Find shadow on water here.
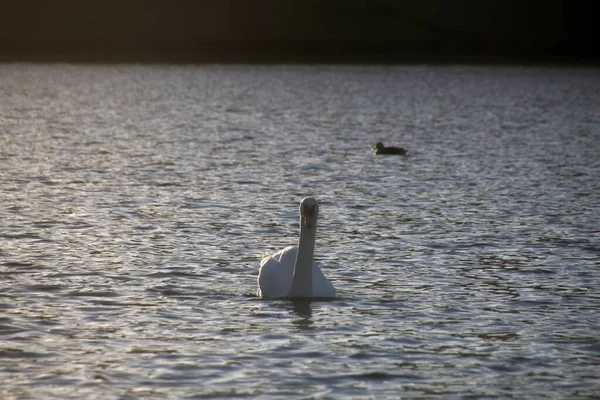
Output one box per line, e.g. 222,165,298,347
291,299,313,331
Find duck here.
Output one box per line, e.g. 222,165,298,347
373,142,407,155
257,197,335,299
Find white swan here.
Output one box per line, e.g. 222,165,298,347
257,197,335,299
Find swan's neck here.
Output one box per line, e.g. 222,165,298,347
288,222,316,298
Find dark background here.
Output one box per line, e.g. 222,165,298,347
0,0,597,63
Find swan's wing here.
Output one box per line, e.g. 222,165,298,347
257,249,295,298
276,246,297,265
312,262,336,298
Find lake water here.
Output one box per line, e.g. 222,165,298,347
1,64,599,399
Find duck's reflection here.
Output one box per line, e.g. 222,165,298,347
291,299,313,330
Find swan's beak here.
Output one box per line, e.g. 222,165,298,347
305,216,315,229
302,206,318,229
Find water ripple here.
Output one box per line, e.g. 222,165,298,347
0,64,599,398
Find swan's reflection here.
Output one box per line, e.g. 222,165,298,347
291,299,313,330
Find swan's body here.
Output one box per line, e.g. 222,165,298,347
257,197,335,299
373,142,407,155
257,246,335,298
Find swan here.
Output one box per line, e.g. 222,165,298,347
373,142,407,155
257,197,335,299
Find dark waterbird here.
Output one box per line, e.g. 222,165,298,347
373,142,407,155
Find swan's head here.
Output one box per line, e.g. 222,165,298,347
300,197,319,229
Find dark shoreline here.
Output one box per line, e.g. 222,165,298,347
2,47,597,66
2,1,596,66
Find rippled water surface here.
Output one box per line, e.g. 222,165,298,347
1,64,599,398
